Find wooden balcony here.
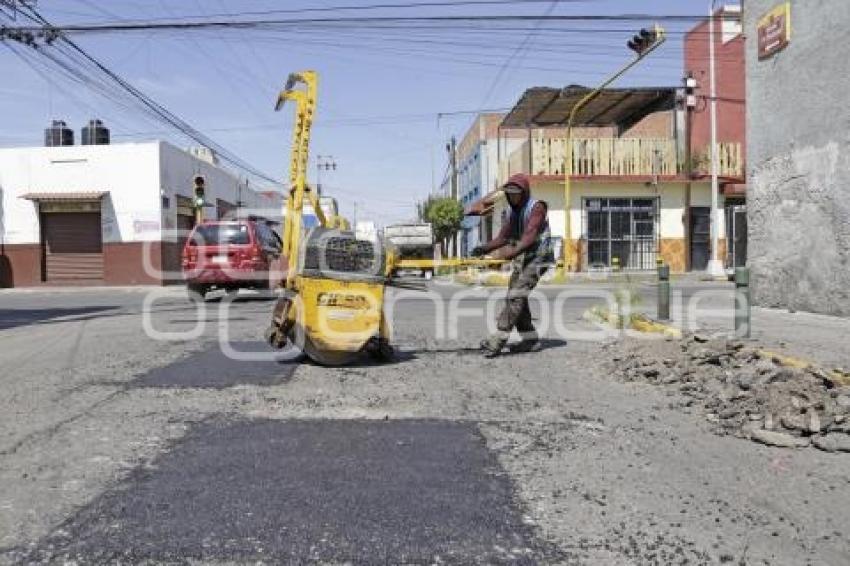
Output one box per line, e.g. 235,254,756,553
500,138,745,181
502,137,679,181
715,142,744,178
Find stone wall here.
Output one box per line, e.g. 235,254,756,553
745,0,850,315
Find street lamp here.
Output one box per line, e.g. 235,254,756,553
562,25,666,272
315,154,337,196
706,0,726,277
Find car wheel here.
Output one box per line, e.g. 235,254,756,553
187,284,206,302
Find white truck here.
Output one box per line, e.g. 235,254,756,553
383,222,435,279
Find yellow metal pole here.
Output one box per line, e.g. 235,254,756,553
562,27,666,272
275,70,320,289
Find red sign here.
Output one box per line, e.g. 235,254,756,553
758,3,791,60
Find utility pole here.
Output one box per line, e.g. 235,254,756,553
683,73,697,272
447,136,458,257
706,0,725,277
315,154,336,197
448,136,457,200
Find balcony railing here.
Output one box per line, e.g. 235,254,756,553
501,137,679,181
700,142,744,178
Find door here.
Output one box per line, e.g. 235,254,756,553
584,198,658,270
41,211,103,282
690,207,711,271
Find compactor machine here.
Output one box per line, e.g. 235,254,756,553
264,71,393,365
265,70,504,365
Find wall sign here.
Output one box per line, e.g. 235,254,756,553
758,2,791,60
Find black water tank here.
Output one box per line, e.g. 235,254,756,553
81,119,110,145
44,120,74,147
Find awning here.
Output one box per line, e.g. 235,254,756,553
20,191,108,201
465,190,502,217
501,85,677,130
722,183,747,196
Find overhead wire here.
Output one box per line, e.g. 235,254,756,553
6,2,282,186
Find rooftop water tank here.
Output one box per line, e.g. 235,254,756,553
44,120,74,147
81,119,110,145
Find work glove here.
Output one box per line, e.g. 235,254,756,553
470,246,486,258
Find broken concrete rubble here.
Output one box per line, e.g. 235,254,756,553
604,335,850,453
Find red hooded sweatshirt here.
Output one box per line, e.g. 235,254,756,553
483,173,547,260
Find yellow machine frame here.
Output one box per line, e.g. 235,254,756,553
268,70,507,365
268,71,391,365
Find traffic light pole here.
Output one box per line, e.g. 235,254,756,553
562,27,666,272
193,175,206,225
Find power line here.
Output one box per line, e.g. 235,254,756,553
65,0,610,24
7,14,740,35
478,0,560,108
3,4,282,186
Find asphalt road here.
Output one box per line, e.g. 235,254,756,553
0,283,848,565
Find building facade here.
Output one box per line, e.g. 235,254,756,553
745,0,850,315
455,113,505,256
685,4,747,270
490,103,712,273
0,141,280,287
460,9,747,273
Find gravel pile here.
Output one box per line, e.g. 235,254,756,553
604,335,850,452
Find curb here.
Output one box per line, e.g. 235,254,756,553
756,349,850,387
582,306,682,338
586,305,850,387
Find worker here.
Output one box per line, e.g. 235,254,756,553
471,173,553,358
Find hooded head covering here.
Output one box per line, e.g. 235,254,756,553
502,173,531,210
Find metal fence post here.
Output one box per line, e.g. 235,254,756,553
734,267,751,338
657,261,670,321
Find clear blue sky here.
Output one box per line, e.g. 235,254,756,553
0,0,733,225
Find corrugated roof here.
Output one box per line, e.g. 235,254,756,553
20,191,108,201
501,85,677,130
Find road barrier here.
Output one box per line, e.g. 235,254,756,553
657,259,670,321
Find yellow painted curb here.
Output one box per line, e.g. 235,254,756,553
756,349,850,387
631,315,682,338
583,307,682,339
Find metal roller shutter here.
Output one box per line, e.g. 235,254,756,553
42,212,104,282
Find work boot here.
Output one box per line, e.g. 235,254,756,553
480,335,507,358
509,338,543,354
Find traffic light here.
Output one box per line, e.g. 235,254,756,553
627,25,664,56
193,175,206,208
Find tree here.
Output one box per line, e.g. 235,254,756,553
420,197,464,255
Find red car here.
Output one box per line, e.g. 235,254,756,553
182,220,284,299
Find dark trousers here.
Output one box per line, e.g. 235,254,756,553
496,256,547,340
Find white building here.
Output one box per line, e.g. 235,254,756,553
0,140,281,286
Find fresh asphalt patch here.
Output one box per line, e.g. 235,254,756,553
0,305,121,331
133,341,298,389
10,419,562,564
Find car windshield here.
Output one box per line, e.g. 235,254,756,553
190,224,250,246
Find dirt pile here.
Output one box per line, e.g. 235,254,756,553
604,335,850,452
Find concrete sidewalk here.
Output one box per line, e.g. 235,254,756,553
747,307,850,371
632,286,850,373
